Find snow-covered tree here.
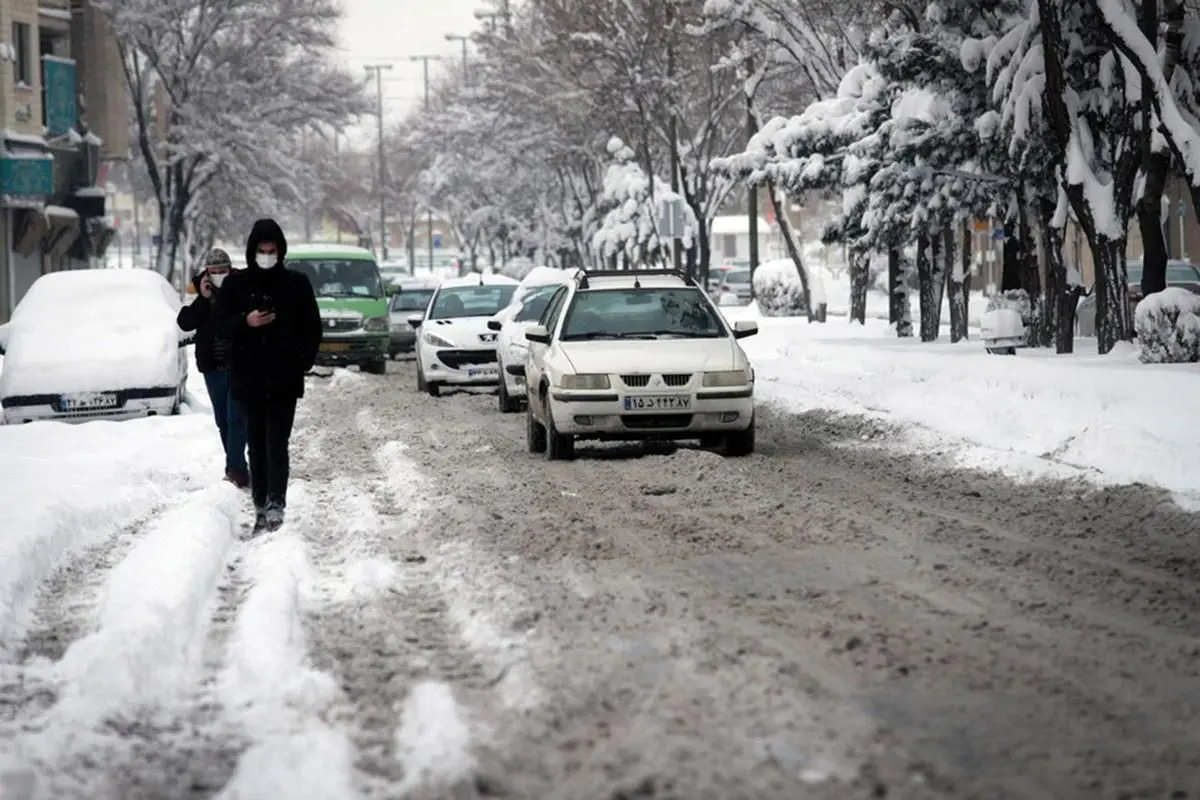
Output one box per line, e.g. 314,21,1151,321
105,0,367,285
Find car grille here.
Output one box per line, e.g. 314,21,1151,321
324,318,361,333
621,414,692,429
436,349,498,369
619,373,692,388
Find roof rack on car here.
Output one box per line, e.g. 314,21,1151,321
578,267,692,290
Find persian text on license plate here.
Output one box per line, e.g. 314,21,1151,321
623,394,690,411
320,342,350,352
60,392,118,411
468,367,498,377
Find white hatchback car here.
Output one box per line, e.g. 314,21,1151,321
522,269,758,459
409,273,518,396
0,268,189,424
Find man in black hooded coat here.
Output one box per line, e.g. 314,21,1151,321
216,218,322,532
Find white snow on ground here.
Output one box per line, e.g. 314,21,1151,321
394,681,477,794
0,410,223,653
725,305,1200,505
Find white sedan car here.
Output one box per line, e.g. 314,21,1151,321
408,273,518,396
0,269,189,424
522,269,758,459
490,271,579,412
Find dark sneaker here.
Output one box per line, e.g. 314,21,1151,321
251,506,268,534
264,504,284,532
225,469,250,489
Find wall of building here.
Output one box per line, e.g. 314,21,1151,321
0,0,45,138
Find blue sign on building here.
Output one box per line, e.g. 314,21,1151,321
42,57,78,137
432,234,443,249
0,156,54,196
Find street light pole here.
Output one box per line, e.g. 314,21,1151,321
411,55,442,272
364,63,393,260
444,34,469,82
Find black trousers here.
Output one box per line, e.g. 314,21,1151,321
241,395,298,509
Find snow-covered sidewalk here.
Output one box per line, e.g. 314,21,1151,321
727,307,1200,505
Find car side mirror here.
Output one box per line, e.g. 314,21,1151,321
525,324,551,344
731,319,758,339
407,313,424,329
487,319,502,331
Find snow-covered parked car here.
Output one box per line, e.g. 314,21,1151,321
0,269,189,424
751,259,826,317
409,273,518,396
523,268,758,459
489,267,579,412
980,307,1026,354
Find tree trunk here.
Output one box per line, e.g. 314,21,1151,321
849,250,869,324
917,234,945,342
947,224,969,342
888,248,912,337
1092,236,1131,353
766,179,813,319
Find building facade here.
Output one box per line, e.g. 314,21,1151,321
0,0,125,323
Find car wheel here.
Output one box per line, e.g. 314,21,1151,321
498,375,520,413
545,408,575,461
526,406,547,453
363,358,388,375
427,380,441,397
986,346,1017,355
699,433,722,448
416,360,427,391
170,382,184,415
723,416,755,457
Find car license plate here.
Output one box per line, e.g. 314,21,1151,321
59,392,118,411
468,367,498,377
623,394,690,411
320,342,349,352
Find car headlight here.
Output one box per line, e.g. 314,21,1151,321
363,315,389,332
702,369,750,387
559,373,610,390
423,331,455,348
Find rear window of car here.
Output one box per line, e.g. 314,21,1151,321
1166,264,1200,282
724,270,750,284
559,288,725,340
391,289,434,311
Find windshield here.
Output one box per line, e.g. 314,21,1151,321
1167,264,1200,282
560,288,725,340
429,285,517,319
391,289,434,311
724,270,750,285
290,259,384,298
513,286,560,322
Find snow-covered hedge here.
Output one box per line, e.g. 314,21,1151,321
985,289,1036,345
1134,288,1200,364
752,259,825,317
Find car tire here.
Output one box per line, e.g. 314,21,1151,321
723,416,755,457
526,407,547,453
363,358,388,375
498,376,520,413
545,409,575,461
417,363,427,391
699,433,722,448
427,380,441,397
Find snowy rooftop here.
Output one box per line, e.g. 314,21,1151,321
710,215,773,236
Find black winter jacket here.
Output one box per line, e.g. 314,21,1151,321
176,273,232,373
215,218,322,401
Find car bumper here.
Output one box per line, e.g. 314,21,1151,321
2,390,176,425
546,387,754,439
316,334,387,365
423,347,501,385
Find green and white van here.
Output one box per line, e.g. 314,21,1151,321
287,244,390,374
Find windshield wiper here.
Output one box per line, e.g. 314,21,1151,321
561,332,628,340
639,330,721,338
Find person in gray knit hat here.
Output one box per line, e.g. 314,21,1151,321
177,248,249,487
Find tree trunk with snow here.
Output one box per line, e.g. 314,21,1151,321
849,250,869,325
767,180,813,320
947,224,969,342
916,234,945,342
888,248,912,337
1092,237,1132,352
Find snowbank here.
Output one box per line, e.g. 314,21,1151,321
44,484,239,718
1134,288,1200,363
0,414,223,654
732,315,1200,504
752,259,822,317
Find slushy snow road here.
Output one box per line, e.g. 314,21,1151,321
1,336,1198,799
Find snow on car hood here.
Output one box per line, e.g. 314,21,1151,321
558,338,741,375
0,318,179,397
423,316,499,347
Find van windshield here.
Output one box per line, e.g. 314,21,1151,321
290,259,384,298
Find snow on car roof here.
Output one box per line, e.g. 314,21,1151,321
13,268,179,319
517,266,575,289
438,272,519,289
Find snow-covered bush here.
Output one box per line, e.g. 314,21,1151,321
985,289,1038,345
752,259,823,317
1134,288,1200,364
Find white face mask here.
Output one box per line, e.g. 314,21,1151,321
209,272,227,288
257,253,277,269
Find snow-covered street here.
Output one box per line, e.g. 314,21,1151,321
1,335,1198,798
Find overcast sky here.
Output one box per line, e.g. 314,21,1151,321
336,0,486,145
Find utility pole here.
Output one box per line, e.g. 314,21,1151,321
364,63,393,260
411,55,441,272
302,128,312,242
746,54,759,298
666,1,682,273
444,34,470,82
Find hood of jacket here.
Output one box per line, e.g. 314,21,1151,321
245,217,289,273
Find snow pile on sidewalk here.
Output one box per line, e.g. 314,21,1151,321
0,414,223,654
731,311,1200,501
